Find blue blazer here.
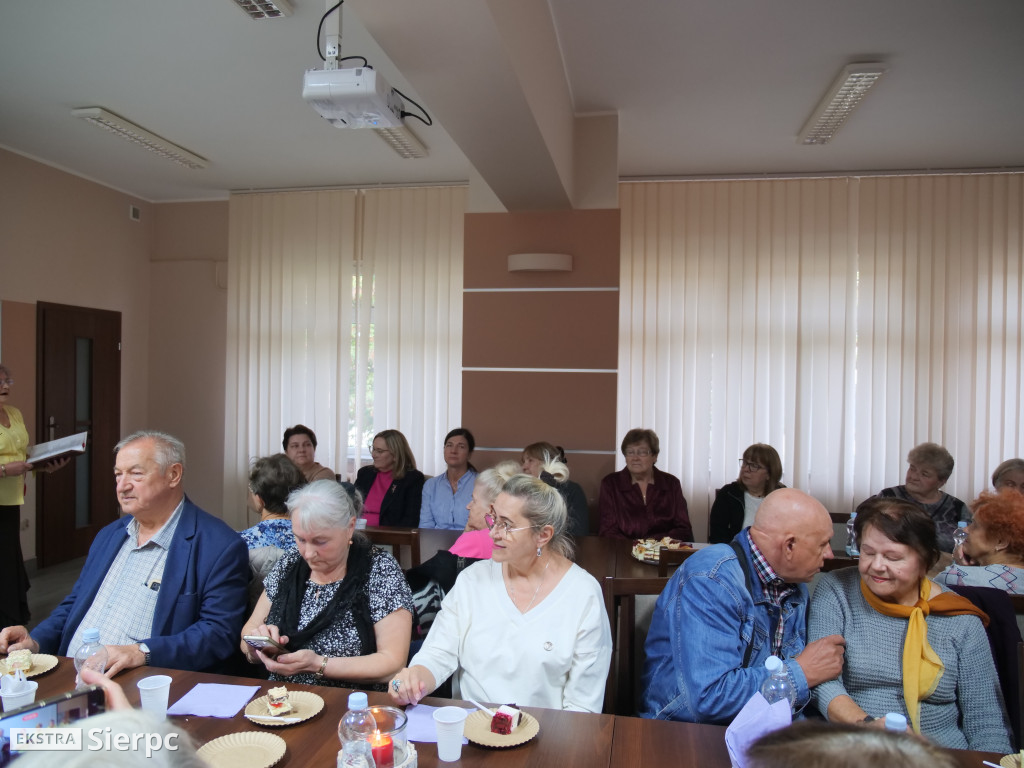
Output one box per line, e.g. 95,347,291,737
32,497,249,672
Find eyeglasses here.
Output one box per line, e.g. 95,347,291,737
624,448,652,458
739,460,766,472
368,445,390,456
0,379,12,387
485,507,538,538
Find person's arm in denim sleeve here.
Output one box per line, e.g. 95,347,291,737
674,566,773,721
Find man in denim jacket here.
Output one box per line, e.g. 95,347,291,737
640,489,845,723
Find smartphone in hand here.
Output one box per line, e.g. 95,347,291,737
243,635,287,657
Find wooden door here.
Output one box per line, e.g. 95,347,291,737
35,302,121,567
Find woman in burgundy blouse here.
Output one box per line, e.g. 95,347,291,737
597,429,692,541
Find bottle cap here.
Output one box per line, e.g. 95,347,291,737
82,628,100,643
764,655,783,672
849,512,857,520
957,521,968,528
347,691,369,710
884,712,907,730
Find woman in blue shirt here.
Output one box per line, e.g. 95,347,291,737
419,428,477,529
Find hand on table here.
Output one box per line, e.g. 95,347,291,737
0,625,39,654
389,666,434,706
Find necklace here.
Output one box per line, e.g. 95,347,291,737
506,558,551,613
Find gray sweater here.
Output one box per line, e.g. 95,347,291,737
809,567,1011,752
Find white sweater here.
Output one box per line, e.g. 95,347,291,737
411,558,612,713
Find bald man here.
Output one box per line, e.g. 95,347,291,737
639,488,846,723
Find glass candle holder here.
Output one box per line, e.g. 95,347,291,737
369,705,408,768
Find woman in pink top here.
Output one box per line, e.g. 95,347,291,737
354,430,424,527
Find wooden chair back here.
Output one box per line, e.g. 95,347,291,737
602,574,668,716
363,526,422,569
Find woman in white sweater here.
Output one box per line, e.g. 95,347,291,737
388,474,612,712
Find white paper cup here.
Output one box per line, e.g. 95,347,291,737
432,706,468,762
137,675,172,719
1,680,38,712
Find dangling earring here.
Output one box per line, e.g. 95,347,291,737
536,546,542,557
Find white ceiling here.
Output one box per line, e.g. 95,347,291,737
2,0,1022,207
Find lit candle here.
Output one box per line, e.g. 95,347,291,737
370,729,394,768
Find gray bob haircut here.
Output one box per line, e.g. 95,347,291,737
287,479,358,532
501,474,574,560
115,430,186,471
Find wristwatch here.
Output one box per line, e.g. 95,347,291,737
139,642,152,666
861,715,877,724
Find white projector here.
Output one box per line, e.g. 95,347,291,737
302,67,404,129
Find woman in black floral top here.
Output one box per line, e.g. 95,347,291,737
240,480,414,689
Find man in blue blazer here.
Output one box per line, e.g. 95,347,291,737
0,430,248,673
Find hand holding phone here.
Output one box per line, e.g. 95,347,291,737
243,635,287,657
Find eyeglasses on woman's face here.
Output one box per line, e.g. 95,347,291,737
368,444,391,456
739,460,766,473
624,448,652,458
485,507,538,538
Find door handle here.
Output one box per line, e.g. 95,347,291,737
48,416,56,441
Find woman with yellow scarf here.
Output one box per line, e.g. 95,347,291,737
808,497,1011,752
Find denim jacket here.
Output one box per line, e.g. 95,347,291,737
639,530,811,723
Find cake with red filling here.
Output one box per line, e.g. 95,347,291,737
489,704,522,735
266,686,294,716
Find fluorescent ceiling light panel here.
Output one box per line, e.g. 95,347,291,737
229,0,293,19
798,63,886,145
374,126,428,159
72,108,208,170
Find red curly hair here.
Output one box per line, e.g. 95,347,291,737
971,489,1024,560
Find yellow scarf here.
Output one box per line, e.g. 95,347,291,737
859,578,989,733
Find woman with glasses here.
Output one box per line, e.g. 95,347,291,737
388,474,613,712
597,428,693,541
708,443,785,544
354,429,425,527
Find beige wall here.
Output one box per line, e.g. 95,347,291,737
462,209,621,531
0,149,230,559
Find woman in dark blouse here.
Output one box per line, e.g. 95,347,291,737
598,429,692,541
354,429,425,527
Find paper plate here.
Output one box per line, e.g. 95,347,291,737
0,653,58,678
999,755,1020,768
630,539,693,564
244,690,325,726
196,732,286,768
464,709,539,748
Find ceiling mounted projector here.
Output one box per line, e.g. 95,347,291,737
302,67,404,129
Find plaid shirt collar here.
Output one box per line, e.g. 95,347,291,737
747,532,796,601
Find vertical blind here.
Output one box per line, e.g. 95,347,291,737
619,175,1024,538
224,186,466,529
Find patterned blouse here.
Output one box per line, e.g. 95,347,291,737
263,546,414,689
240,518,295,551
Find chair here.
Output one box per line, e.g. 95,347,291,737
657,547,695,577
363,526,422,569
602,574,668,716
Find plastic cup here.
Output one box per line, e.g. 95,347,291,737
432,706,468,762
137,675,172,719
1,680,38,712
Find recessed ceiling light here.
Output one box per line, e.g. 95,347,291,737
71,108,208,170
798,63,886,145
229,0,293,20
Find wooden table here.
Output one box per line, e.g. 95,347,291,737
25,658,1008,768
31,659,615,768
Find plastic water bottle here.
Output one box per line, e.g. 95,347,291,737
884,712,908,731
337,692,376,768
952,521,968,551
845,512,859,556
73,628,108,689
760,655,796,710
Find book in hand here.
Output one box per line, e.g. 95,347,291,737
26,431,88,464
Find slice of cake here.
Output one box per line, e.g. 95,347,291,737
266,686,293,716
6,649,33,674
489,704,522,735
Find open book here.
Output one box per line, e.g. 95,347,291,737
26,431,89,464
